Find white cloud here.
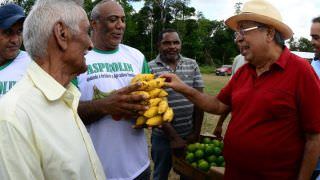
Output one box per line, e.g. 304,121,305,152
190,0,320,39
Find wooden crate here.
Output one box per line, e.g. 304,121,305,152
172,134,225,180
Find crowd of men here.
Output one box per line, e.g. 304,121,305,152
0,0,320,179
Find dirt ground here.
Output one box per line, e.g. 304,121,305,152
146,74,230,180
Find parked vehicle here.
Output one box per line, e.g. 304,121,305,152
215,65,232,76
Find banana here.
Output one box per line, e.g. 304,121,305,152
92,85,111,100
158,89,168,97
131,74,155,84
158,100,168,114
130,74,173,128
135,116,147,126
154,78,165,88
149,98,162,107
149,88,161,98
163,107,174,122
145,79,158,91
143,106,158,118
146,115,163,127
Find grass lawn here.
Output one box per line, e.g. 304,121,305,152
147,73,231,179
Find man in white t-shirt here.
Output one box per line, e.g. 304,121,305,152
76,1,150,179
0,3,31,98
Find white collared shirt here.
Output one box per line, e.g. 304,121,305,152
0,61,106,180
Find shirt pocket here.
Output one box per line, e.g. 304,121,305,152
262,88,296,119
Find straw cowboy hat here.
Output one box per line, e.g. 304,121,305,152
225,0,293,40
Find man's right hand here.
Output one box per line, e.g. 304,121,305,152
95,82,149,119
159,73,189,93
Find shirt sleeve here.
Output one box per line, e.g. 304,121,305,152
141,58,151,74
193,62,204,88
297,62,320,133
0,121,42,180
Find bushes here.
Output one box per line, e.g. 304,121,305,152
200,65,215,74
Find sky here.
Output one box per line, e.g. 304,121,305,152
131,0,320,40
1,0,318,40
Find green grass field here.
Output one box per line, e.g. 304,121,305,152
201,74,230,135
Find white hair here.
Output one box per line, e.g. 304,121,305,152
23,0,87,59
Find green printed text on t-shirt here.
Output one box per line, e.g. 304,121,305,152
0,81,16,95
87,62,134,75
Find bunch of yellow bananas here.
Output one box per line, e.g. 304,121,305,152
131,74,174,128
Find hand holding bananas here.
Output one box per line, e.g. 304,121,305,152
92,83,149,120
130,74,174,128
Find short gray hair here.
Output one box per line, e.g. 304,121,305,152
256,22,285,48
90,0,115,20
23,0,87,59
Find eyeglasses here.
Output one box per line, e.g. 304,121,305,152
234,26,261,38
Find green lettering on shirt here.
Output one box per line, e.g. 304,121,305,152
118,62,125,71
126,63,134,72
112,63,119,72
105,63,111,72
87,62,135,74
92,63,99,73
98,63,105,73
0,81,16,95
9,81,16,89
87,65,94,75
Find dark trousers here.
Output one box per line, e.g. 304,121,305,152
151,134,172,180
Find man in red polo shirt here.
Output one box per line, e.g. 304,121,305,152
160,0,320,179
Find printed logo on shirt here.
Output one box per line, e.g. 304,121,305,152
0,81,16,96
87,62,134,75
85,62,136,82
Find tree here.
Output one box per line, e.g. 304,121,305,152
234,2,242,15
289,37,313,52
297,37,313,52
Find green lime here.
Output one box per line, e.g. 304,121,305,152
212,139,221,147
191,162,197,168
185,153,195,163
204,145,215,156
187,144,197,152
194,142,201,150
198,159,206,164
194,149,204,159
198,160,210,172
206,155,217,163
202,137,211,144
213,147,222,156
215,155,224,166
198,144,206,151
210,162,217,167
